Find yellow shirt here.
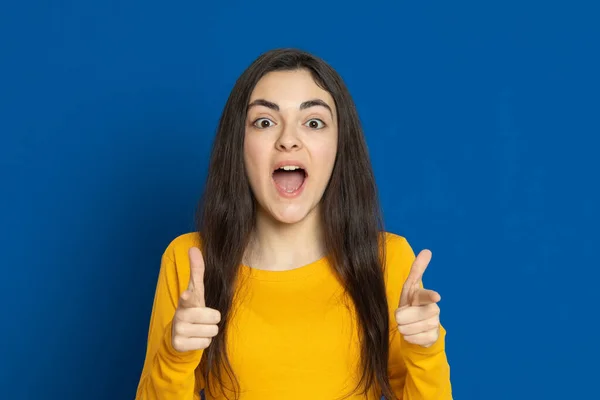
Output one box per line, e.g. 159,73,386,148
136,232,452,399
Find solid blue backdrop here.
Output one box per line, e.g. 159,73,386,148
1,1,598,399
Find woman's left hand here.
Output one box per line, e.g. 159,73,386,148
395,249,442,348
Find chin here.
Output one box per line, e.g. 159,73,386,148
266,203,314,225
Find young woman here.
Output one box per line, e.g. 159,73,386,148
136,48,452,400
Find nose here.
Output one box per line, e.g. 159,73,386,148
274,124,302,152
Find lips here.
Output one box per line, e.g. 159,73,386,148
272,160,308,172
271,160,307,197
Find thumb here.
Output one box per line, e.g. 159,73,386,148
411,288,441,306
398,249,432,308
186,246,206,307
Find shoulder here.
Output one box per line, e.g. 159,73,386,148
382,231,416,267
162,232,202,262
142,232,204,309
381,232,417,307
158,232,202,291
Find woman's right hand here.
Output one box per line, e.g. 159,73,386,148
171,247,221,352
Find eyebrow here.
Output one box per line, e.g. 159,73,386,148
247,98,333,117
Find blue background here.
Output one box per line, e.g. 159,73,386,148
1,1,598,399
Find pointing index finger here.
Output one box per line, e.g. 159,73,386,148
406,249,432,286
187,247,206,307
398,249,432,308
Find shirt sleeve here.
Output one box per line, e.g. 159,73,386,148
135,248,204,400
386,235,453,399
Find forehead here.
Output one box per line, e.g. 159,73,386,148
249,69,336,111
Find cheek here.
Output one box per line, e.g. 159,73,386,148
244,135,267,183
313,136,338,173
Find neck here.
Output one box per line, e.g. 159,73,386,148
243,206,326,271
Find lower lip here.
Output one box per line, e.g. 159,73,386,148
272,175,307,198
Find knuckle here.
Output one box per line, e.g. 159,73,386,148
174,322,186,336
172,336,184,351
429,318,440,329
203,308,221,324
201,324,218,338
174,308,187,322
173,309,182,321
429,331,439,342
179,291,190,303
199,338,212,349
394,309,403,323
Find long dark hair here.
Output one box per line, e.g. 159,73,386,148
197,48,394,400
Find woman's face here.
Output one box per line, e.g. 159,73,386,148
244,69,338,225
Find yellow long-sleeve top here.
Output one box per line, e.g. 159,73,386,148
136,232,452,399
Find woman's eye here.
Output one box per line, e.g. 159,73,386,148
253,118,275,129
305,119,326,129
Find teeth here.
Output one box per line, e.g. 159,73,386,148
280,165,301,171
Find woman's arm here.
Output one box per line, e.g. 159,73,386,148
389,325,452,399
385,234,452,399
135,248,204,400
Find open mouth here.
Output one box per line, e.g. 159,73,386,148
272,165,307,196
